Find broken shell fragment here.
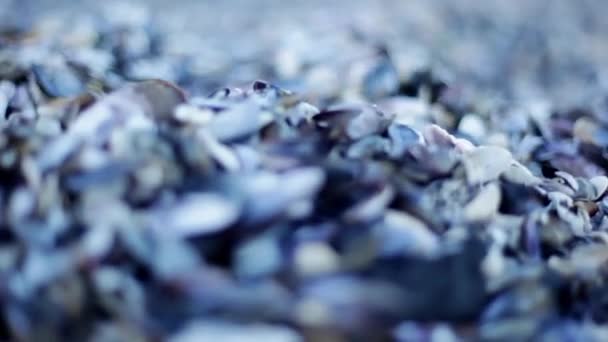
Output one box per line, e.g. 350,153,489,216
464,182,501,222
462,146,513,184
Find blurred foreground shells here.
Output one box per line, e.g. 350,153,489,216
2,0,608,341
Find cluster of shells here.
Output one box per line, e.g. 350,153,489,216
3,1,608,341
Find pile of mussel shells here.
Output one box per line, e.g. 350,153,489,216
2,1,608,341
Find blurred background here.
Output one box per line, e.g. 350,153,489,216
3,0,607,110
